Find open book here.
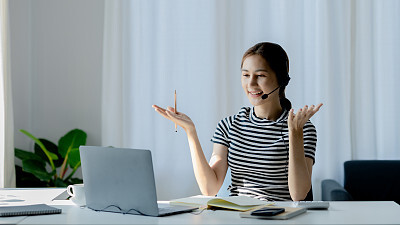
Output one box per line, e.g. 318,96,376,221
169,195,272,211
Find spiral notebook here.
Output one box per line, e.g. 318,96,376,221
0,204,62,217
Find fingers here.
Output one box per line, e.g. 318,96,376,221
165,107,178,118
166,106,176,113
306,103,323,117
291,103,323,120
292,105,307,119
152,105,166,113
152,105,176,114
153,107,170,120
314,103,323,112
152,105,177,121
288,108,294,121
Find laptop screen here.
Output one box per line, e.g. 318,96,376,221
80,146,159,216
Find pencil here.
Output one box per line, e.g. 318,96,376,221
174,90,177,132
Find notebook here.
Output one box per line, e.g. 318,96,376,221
170,195,271,211
0,204,61,217
240,205,307,220
79,146,198,217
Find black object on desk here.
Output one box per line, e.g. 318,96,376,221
240,206,307,220
251,207,285,216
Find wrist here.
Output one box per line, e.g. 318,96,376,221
289,128,303,139
185,125,197,136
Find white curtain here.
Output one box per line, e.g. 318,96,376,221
0,0,15,188
102,0,400,200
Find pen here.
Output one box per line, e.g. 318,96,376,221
174,90,177,132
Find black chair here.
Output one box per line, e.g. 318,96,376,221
304,186,314,201
321,160,400,204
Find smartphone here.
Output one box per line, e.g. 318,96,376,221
250,207,285,216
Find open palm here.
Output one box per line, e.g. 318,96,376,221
152,105,195,132
288,103,323,132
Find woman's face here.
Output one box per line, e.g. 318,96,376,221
241,54,280,106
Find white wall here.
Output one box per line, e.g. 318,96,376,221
9,0,104,173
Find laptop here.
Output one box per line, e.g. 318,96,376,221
79,146,198,217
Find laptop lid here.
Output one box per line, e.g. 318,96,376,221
80,146,159,216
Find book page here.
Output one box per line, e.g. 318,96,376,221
207,198,265,211
214,196,270,206
169,195,215,207
169,195,272,209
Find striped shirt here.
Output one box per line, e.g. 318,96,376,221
211,107,317,201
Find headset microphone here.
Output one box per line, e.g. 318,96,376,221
261,86,280,99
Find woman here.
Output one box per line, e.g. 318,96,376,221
152,42,322,201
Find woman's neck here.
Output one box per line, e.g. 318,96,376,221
254,103,283,121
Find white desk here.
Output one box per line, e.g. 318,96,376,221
1,188,400,224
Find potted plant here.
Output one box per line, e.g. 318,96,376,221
15,129,87,187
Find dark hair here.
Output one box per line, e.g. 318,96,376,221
241,42,292,110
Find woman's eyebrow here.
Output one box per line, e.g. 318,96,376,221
255,69,268,72
241,68,268,72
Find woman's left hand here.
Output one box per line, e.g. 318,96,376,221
288,103,323,132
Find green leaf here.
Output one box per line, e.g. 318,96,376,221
69,178,83,184
22,159,54,182
15,148,44,162
20,129,57,170
54,178,69,187
34,139,63,167
58,129,87,158
15,165,48,187
68,148,81,168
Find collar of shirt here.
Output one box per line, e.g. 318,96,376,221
249,107,288,126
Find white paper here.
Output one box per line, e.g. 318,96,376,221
170,195,271,206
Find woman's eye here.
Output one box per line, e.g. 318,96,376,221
242,74,250,77
257,74,266,78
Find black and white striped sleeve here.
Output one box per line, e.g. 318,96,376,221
303,121,317,163
210,116,234,147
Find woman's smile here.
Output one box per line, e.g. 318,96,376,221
248,90,264,98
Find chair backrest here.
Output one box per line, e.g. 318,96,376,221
344,160,400,204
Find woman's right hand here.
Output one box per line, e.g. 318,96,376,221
152,105,195,133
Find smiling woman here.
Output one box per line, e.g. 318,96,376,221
153,42,323,201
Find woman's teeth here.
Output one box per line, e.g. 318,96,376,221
250,91,263,95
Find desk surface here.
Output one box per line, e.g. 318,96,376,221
1,188,400,225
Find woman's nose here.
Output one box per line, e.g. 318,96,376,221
249,76,258,86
